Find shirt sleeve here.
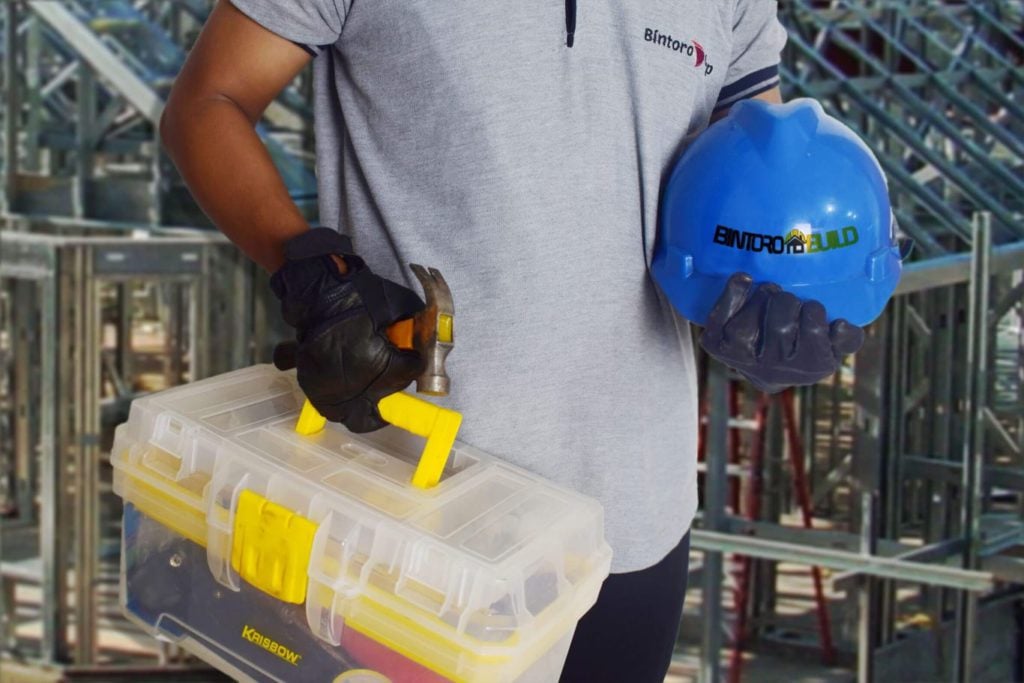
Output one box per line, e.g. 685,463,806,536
229,0,348,56
713,0,788,113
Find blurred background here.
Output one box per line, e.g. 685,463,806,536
1,1,1022,681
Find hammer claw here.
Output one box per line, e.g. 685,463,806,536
410,263,433,302
407,263,454,396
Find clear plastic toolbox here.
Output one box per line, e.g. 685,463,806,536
111,365,612,682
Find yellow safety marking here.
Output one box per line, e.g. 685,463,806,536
294,395,462,490
231,490,317,604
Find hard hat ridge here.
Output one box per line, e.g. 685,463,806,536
732,98,822,169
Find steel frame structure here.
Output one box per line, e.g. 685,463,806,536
0,225,260,676
779,1,1024,252
0,1,1021,682
0,0,316,226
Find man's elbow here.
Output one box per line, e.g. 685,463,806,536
158,93,209,157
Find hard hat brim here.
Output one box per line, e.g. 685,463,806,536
653,261,901,328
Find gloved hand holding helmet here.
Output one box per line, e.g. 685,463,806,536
699,272,865,394
652,98,909,391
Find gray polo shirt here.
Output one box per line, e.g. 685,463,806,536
230,0,786,572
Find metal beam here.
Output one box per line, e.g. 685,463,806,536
691,529,993,592
3,1,19,212
27,1,163,123
895,241,1024,295
699,362,729,683
903,455,1024,491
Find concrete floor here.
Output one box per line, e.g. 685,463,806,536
675,548,859,683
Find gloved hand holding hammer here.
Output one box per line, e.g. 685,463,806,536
270,228,425,433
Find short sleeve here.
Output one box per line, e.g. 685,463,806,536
713,1,788,113
229,0,348,56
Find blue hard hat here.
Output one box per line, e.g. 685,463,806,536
652,98,905,327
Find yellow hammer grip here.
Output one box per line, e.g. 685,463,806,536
294,395,462,490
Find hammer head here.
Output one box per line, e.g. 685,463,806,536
409,264,454,396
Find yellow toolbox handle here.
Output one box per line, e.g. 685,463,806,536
295,395,462,489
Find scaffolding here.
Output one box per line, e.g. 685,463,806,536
1,1,1022,681
1,228,259,676
689,3,1024,682
0,0,316,224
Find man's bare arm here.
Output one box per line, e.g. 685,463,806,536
710,85,782,123
160,0,312,272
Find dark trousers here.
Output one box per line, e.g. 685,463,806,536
560,532,691,683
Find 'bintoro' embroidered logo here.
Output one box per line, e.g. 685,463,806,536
241,624,302,666
644,28,714,75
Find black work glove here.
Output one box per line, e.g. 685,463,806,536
270,228,425,433
699,273,865,394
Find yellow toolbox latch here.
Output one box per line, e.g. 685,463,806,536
231,490,318,604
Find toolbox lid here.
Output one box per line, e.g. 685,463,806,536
112,365,611,675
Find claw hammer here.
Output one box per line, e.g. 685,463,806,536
278,264,461,489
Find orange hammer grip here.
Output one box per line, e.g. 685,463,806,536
386,318,415,350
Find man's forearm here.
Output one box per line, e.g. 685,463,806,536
160,96,307,272
158,0,316,273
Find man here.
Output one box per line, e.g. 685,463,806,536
160,2,860,680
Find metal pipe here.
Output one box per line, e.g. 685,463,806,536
74,65,96,219
3,1,19,213
12,280,33,519
953,213,993,681
690,529,993,592
1,213,232,240
728,393,771,683
700,361,729,683
24,13,41,172
780,390,837,664
39,245,64,663
72,244,99,663
896,241,1024,295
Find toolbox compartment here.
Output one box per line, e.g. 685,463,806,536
112,365,612,682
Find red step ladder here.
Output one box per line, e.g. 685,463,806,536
698,384,837,682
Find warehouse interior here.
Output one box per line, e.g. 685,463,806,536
1,1,1023,682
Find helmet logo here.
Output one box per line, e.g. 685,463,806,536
714,224,859,255
784,229,810,253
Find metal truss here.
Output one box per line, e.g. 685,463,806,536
779,0,1024,254
0,223,266,674
1,0,316,225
